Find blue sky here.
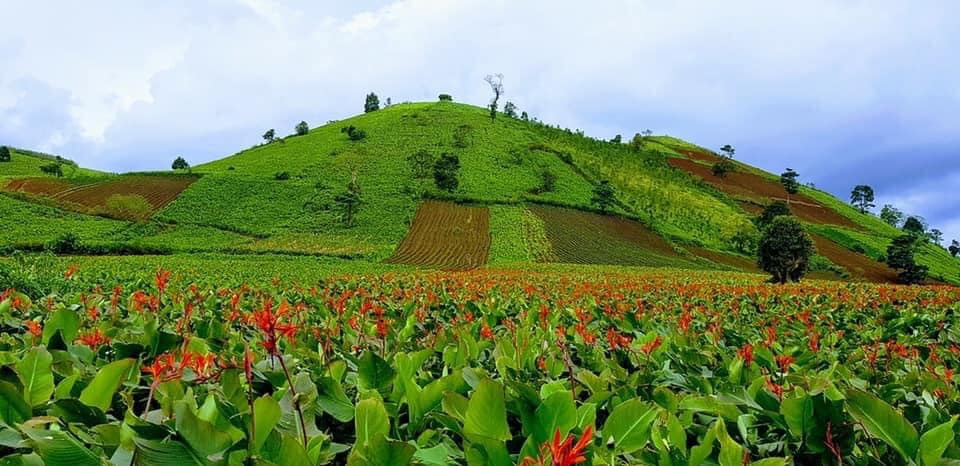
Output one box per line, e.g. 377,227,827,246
1,0,958,243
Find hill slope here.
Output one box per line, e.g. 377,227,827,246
2,102,958,283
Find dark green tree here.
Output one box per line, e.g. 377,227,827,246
484,74,503,120
40,162,63,177
503,101,517,118
433,154,461,192
340,126,367,141
880,204,904,227
756,200,791,229
779,168,800,202
757,216,815,284
903,216,926,236
929,228,944,245
334,171,362,226
534,169,557,194
949,240,959,257
364,93,380,113
591,180,615,214
262,129,276,143
629,133,645,152
406,150,434,179
0,145,10,162
171,156,189,170
850,185,875,213
719,144,735,159
731,224,760,254
520,111,529,121
295,121,309,136
438,94,453,102
886,234,928,284
610,134,622,144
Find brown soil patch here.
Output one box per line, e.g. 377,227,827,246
677,148,720,164
690,247,759,272
52,176,197,212
387,201,490,270
668,158,860,229
528,205,691,267
811,234,899,283
3,178,74,196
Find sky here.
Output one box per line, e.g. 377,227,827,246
1,0,958,243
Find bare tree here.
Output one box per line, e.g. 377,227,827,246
484,74,504,120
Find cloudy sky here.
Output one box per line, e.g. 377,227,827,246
1,0,958,242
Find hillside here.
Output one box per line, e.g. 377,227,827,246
2,101,958,283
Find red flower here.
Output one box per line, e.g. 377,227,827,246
76,329,110,349
640,335,662,355
480,323,494,340
23,320,42,337
765,376,784,400
64,265,78,279
522,425,594,466
776,354,795,374
155,269,172,295
737,343,754,366
251,299,300,355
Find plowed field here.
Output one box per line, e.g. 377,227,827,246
387,201,490,270
4,175,198,215
668,158,860,229
810,233,899,283
528,205,692,267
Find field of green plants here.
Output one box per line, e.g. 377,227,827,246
1,261,959,465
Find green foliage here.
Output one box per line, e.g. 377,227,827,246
730,224,759,254
171,156,189,170
533,169,557,194
590,180,615,214
758,216,815,283
333,180,362,227
104,194,152,222
48,232,83,254
757,200,791,229
880,204,904,227
341,125,367,141
850,184,875,213
779,168,800,195
40,162,64,177
503,101,517,118
274,171,290,180
886,234,928,284
904,216,926,236
262,128,276,143
295,120,309,136
433,154,460,192
0,145,10,162
406,150,434,179
365,92,380,113
438,94,453,102
950,240,959,257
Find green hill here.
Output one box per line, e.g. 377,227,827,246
2,101,958,283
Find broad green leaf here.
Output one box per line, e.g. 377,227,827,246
16,347,54,407
132,437,202,465
532,390,577,443
751,459,789,466
845,389,919,460
355,397,390,449
79,358,136,411
253,395,281,453
317,376,354,422
714,420,745,466
601,398,659,454
918,417,956,466
780,393,813,440
358,351,396,392
41,308,79,345
348,434,416,466
0,381,31,427
22,427,100,466
464,379,511,441
442,392,469,422
173,400,234,457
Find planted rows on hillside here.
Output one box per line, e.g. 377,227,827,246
4,175,197,214
387,201,491,270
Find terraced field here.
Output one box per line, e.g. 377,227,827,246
667,157,860,229
387,201,490,269
528,205,696,267
4,175,198,214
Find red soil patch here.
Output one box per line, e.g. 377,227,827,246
677,148,720,164
689,247,759,272
811,234,899,283
668,158,860,230
528,205,691,267
387,201,490,270
53,176,197,212
3,177,74,196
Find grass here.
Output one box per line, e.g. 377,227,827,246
0,148,104,178
488,205,532,264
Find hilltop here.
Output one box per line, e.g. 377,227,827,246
2,101,958,284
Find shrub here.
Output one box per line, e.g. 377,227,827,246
711,160,733,178
171,156,189,170
262,129,276,143
591,180,615,214
533,169,557,194
364,92,380,113
406,150,434,179
274,171,290,181
40,162,64,177
104,194,153,222
340,126,367,141
758,216,815,284
295,121,309,136
756,201,791,229
0,145,10,162
887,234,928,284
48,232,82,254
453,125,472,148
730,224,760,254
503,101,517,118
433,154,461,192
438,94,453,102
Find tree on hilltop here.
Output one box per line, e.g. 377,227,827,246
484,74,504,120
262,129,276,143
712,144,735,178
950,240,959,257
503,101,517,118
0,146,10,162
364,93,380,113
295,121,309,136
779,168,800,203
171,156,190,170
850,185,875,214
880,204,904,227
